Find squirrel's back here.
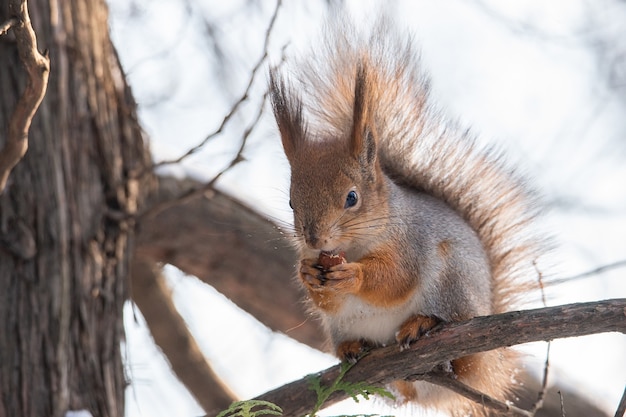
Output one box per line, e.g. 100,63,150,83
290,16,544,315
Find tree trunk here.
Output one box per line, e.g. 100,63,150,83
0,0,150,416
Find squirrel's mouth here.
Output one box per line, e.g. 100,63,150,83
320,248,342,256
316,250,348,270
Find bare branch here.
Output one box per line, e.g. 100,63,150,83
419,369,532,417
151,0,283,169
559,391,566,417
140,88,269,220
530,262,551,414
0,17,18,36
550,259,626,286
136,0,288,221
248,299,626,417
136,176,322,350
616,385,626,417
130,256,237,413
530,343,551,414
0,0,50,192
138,39,290,220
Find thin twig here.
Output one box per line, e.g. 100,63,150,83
419,369,533,417
530,343,551,415
150,0,283,170
471,0,592,44
139,28,290,220
533,259,547,306
0,0,50,193
615,385,626,417
0,17,18,36
140,89,269,219
550,259,626,286
558,390,566,417
530,261,551,415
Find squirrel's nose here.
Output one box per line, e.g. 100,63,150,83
303,225,323,249
305,232,320,249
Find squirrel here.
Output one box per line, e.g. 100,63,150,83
269,16,544,416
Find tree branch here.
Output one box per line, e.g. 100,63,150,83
249,299,626,417
130,256,237,413
136,176,323,350
150,0,283,170
139,87,270,220
549,258,626,286
419,369,533,417
0,17,18,36
0,0,50,192
616,385,626,417
134,0,290,221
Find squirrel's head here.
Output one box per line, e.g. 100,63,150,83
270,64,388,254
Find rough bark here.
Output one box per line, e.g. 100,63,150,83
0,0,150,416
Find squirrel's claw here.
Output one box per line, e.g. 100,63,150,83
396,314,441,350
323,262,363,292
336,339,372,363
299,259,326,288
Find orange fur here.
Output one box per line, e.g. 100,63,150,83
356,247,417,307
391,380,419,402
300,246,418,311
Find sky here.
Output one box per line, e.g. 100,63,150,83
108,1,626,416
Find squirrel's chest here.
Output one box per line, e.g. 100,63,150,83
323,294,422,345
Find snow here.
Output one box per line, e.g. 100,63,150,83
65,411,94,417
108,1,626,416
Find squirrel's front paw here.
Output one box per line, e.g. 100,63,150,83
299,259,363,311
299,258,326,289
323,262,363,293
396,315,441,350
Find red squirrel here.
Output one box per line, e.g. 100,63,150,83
269,17,543,416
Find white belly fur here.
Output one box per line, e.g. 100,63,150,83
322,294,468,407
324,293,424,346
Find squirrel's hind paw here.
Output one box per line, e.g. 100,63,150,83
336,339,373,363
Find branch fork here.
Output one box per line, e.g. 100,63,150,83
0,0,50,193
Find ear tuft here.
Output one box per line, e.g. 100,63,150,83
350,62,377,166
269,67,306,162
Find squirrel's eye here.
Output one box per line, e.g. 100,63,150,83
344,190,358,208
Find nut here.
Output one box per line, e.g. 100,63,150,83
317,251,347,270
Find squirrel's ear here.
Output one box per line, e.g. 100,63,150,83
350,63,377,166
269,67,305,163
